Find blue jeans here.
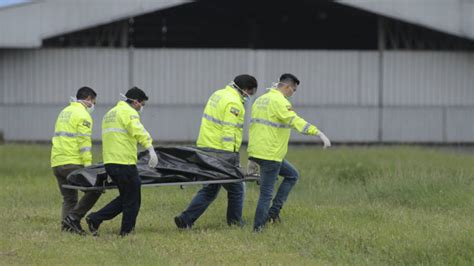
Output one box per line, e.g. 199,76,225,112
88,164,141,235
178,182,244,226
252,158,299,230
177,148,244,226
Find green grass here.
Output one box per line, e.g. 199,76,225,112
0,144,473,264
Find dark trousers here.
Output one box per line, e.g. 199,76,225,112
88,164,141,235
53,164,101,221
177,148,244,226
179,182,244,226
251,158,299,230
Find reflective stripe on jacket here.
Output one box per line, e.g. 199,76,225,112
102,101,153,165
248,88,319,162
196,86,245,152
51,102,93,167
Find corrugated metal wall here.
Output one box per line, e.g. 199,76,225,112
383,52,474,106
133,49,253,105
1,48,473,142
1,49,129,105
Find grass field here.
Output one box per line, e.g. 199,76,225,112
0,144,473,265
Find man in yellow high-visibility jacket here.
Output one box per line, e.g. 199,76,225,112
51,86,101,235
174,74,258,229
247,73,331,232
86,87,158,236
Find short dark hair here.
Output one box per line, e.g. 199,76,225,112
234,74,258,90
125,86,149,102
76,86,97,100
279,73,300,86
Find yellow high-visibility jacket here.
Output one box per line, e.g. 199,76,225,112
196,86,245,152
248,88,319,162
102,101,153,165
51,102,93,167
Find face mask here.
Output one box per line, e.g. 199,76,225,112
71,96,95,113
275,82,297,99
287,89,296,99
230,81,252,103
79,100,95,113
85,103,95,114
241,91,251,103
120,93,144,113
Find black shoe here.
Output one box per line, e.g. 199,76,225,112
62,216,86,235
174,216,192,229
85,215,100,236
61,223,71,232
267,213,282,224
253,225,265,233
227,220,244,227
119,229,136,237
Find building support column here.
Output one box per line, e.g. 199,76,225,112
378,16,385,143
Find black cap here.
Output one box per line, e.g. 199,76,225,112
125,86,149,102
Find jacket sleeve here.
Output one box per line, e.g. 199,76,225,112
273,100,319,136
76,115,93,166
221,102,244,151
125,113,153,149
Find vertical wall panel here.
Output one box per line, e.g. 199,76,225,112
260,51,375,106
140,106,203,142
1,48,129,105
359,52,379,106
0,106,4,137
290,107,379,142
0,51,4,104
133,49,251,105
0,105,61,140
446,108,474,142
384,51,474,106
382,107,444,142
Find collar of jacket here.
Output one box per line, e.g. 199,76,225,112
117,100,140,115
226,85,245,103
269,87,286,97
70,101,87,110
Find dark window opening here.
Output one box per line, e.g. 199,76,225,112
43,0,474,50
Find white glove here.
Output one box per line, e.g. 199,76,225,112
147,147,159,168
317,131,331,149
247,160,260,176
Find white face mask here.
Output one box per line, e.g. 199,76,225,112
71,96,95,113
275,82,297,99
241,91,251,103
85,103,95,114
80,100,95,114
287,90,296,99
230,81,251,103
120,93,144,113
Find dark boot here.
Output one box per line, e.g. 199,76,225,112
85,215,101,236
174,216,192,229
62,215,86,235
